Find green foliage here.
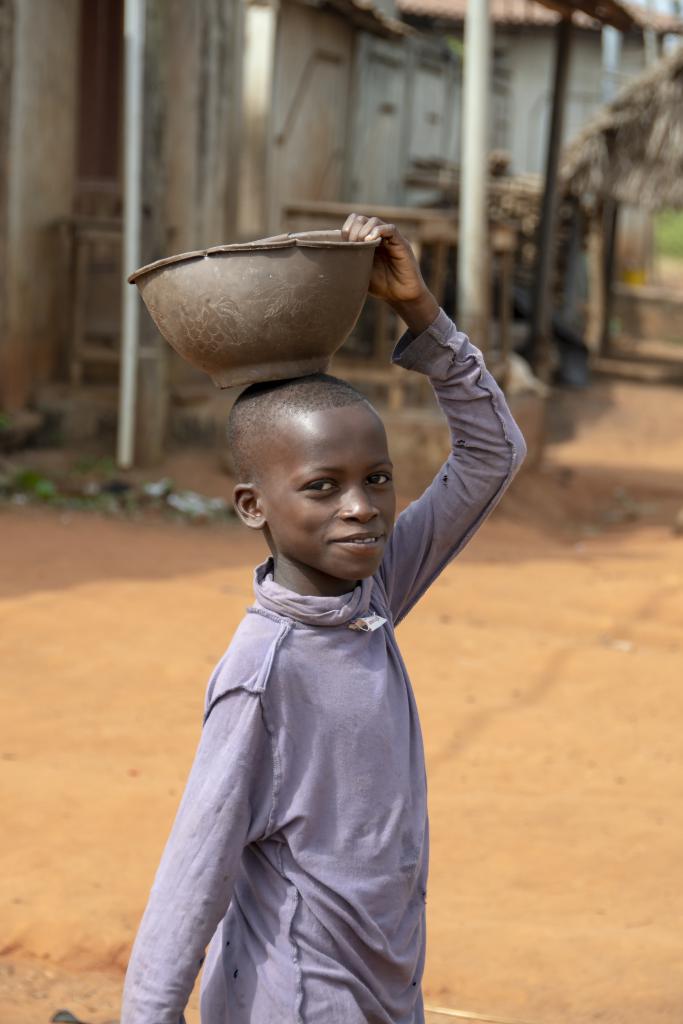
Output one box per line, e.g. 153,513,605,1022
446,36,463,59
1,466,234,522
12,469,57,501
654,209,683,261
73,455,117,476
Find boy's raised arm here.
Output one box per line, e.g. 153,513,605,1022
121,689,272,1024
342,215,527,624
379,308,526,623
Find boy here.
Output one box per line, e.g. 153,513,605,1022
122,214,526,1024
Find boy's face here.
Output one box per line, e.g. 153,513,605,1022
234,403,396,596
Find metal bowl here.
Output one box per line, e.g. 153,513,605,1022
128,229,379,388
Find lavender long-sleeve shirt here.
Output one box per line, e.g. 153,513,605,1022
121,311,526,1024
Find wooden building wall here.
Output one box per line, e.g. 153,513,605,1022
271,3,355,227
498,27,656,177
347,33,460,208
257,3,460,231
1,0,79,413
1,0,460,420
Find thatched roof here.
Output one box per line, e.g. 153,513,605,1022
561,44,683,210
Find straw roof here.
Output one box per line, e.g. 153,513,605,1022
561,44,683,210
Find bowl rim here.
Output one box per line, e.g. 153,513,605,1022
128,229,380,284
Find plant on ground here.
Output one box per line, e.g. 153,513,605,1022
655,209,683,261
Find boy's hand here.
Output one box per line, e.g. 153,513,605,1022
341,214,440,335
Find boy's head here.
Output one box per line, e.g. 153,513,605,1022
228,374,396,594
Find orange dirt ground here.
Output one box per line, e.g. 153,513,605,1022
1,377,683,1024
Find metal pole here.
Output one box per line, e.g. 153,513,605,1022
117,0,146,469
644,0,657,66
601,25,622,103
528,15,572,374
457,0,490,347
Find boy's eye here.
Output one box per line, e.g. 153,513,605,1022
305,480,335,492
368,472,392,485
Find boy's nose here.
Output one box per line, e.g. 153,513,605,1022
340,488,378,523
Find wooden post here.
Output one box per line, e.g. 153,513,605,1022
585,205,605,355
528,15,573,376
135,0,168,466
458,0,491,350
499,247,513,381
601,200,620,355
0,0,13,411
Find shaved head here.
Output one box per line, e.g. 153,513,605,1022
227,373,372,481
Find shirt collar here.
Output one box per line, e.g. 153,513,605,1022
253,558,372,627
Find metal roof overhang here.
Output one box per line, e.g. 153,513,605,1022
533,0,634,32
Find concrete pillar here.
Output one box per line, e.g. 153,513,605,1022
238,0,279,239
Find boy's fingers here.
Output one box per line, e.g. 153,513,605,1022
341,212,359,240
367,222,397,243
359,216,384,241
348,215,370,243
341,213,399,245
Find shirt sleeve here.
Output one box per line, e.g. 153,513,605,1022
120,689,273,1024
376,309,527,625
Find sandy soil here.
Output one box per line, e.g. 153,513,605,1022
2,377,683,1024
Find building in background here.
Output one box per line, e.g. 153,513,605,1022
0,0,459,427
1,0,678,459
398,0,683,177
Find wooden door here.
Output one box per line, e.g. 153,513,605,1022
346,34,407,206
270,3,354,227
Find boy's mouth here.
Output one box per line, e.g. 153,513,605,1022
331,532,383,550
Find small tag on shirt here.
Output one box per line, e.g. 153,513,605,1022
348,614,387,633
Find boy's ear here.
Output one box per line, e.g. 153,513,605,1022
233,483,267,530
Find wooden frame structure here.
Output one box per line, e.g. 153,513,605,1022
283,199,517,410
525,0,635,375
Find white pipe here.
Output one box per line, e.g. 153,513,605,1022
117,0,146,469
458,0,491,344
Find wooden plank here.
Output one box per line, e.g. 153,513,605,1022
284,197,456,225
70,237,90,385
283,200,516,254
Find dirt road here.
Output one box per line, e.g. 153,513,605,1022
2,378,682,1024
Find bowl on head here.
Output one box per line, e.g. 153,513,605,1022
128,229,380,388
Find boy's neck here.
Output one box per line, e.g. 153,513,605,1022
271,554,358,598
